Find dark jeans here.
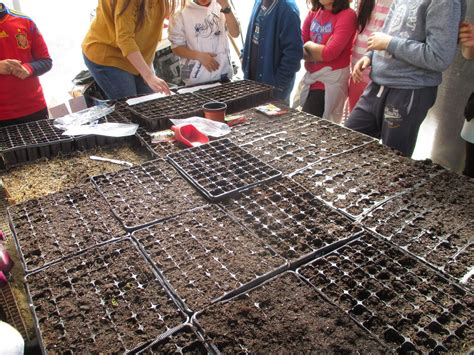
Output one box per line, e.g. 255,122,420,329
464,141,474,178
0,108,48,127
302,89,325,118
345,83,437,157
83,53,153,100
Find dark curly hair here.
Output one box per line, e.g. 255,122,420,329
308,0,350,14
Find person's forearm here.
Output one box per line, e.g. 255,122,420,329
462,46,474,60
172,46,203,61
304,42,325,62
26,58,52,76
224,11,240,38
126,51,154,79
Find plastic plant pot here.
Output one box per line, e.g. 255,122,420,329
202,102,227,122
171,124,209,147
0,248,13,274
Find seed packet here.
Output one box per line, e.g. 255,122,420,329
149,129,176,143
225,114,248,126
254,103,288,116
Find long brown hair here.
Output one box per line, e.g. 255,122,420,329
308,0,350,14
113,0,181,29
357,0,375,33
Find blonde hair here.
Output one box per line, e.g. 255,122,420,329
113,0,182,29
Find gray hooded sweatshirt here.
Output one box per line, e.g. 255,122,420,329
369,0,466,89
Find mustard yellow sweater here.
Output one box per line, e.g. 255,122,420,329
82,0,165,75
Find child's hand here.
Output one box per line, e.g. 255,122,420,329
352,56,371,83
367,32,392,51
459,21,474,48
198,52,220,72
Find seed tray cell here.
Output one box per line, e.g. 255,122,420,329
0,119,73,168
167,138,282,202
291,142,443,219
221,178,361,266
8,183,126,273
132,205,286,312
194,272,386,353
194,79,274,114
135,127,181,158
92,159,206,231
361,172,474,290
126,93,208,131
297,233,473,353
25,239,186,354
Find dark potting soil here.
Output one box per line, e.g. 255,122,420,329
8,183,126,272
196,272,387,353
298,233,473,353
132,205,286,312
140,325,210,354
26,239,185,353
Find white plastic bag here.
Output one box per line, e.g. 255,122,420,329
62,122,139,137
53,105,114,130
170,116,230,137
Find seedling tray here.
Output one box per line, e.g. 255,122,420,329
126,93,209,131
193,272,386,353
297,233,473,353
167,138,282,202
91,159,206,232
8,183,126,273
221,178,362,268
291,142,443,219
360,172,474,290
132,205,286,313
0,119,73,168
135,127,181,158
194,79,274,114
24,239,186,354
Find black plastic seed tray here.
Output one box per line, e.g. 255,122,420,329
0,119,73,168
167,138,282,202
91,159,206,232
24,239,186,354
291,142,443,219
135,127,181,158
138,324,214,354
194,79,274,114
297,233,473,353
126,93,209,131
193,272,387,353
7,183,127,273
132,205,286,313
221,178,362,268
360,172,474,291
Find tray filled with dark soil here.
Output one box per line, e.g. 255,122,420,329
167,138,282,202
91,159,206,232
126,93,209,131
221,178,361,267
138,324,213,354
297,233,473,353
135,127,181,159
8,183,126,273
360,172,474,290
25,239,186,354
291,142,443,219
194,80,273,114
132,205,286,313
194,272,387,353
0,119,73,168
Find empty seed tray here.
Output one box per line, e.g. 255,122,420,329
24,239,186,354
194,80,274,114
167,138,282,202
291,142,443,219
91,159,206,232
193,272,387,353
221,178,361,267
0,119,73,168
8,183,126,273
132,205,286,313
135,127,181,159
297,233,473,353
361,172,474,290
126,93,209,131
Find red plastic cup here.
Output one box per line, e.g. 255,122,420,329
203,102,227,122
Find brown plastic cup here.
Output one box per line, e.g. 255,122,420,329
203,102,227,122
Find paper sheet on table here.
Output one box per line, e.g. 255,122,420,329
53,105,114,130
62,122,139,137
177,82,222,94
170,117,230,137
126,92,174,106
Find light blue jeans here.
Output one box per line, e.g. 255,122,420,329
83,53,153,100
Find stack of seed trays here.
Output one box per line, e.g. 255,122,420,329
221,178,362,268
7,184,127,273
167,138,282,202
135,127,181,159
91,159,206,232
290,142,443,219
138,324,214,354
297,233,473,353
193,272,388,353
24,239,187,354
126,93,209,131
132,205,286,313
0,119,73,168
360,171,474,291
194,80,274,114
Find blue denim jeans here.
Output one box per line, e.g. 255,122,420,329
83,53,153,100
